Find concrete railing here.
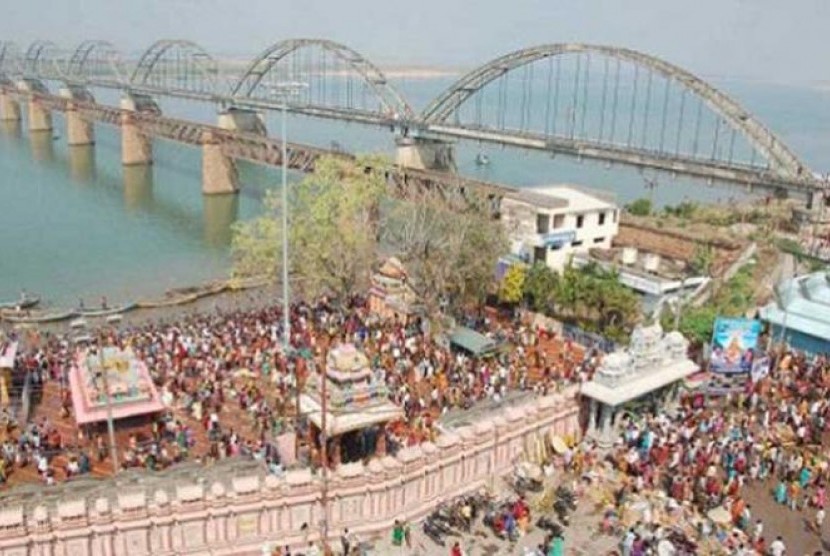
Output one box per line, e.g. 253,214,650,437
0,393,580,556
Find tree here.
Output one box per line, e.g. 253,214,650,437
522,262,559,312
231,155,387,300
498,264,526,305
549,261,640,342
382,189,508,314
689,243,715,275
626,198,652,216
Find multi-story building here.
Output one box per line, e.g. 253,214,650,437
500,184,620,271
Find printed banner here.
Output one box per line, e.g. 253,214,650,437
750,354,771,383
709,317,762,374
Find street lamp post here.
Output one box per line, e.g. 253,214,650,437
97,330,119,475
319,324,336,549
268,82,307,463
280,99,290,357
674,275,687,331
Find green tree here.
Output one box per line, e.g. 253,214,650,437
550,261,639,341
522,262,559,312
690,243,715,275
675,305,718,344
625,198,653,216
551,263,583,318
231,155,387,300
498,264,527,305
383,189,508,313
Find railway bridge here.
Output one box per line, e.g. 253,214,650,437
0,38,824,205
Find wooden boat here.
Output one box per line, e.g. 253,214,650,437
76,303,137,318
1,309,78,324
0,295,40,311
227,276,271,291
136,281,228,309
136,293,199,309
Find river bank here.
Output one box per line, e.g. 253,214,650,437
0,280,282,337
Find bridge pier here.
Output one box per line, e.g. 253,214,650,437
120,112,153,166
0,92,20,122
27,98,52,133
395,136,456,172
202,130,239,195
65,102,95,146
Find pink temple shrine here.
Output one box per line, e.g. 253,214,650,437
69,347,164,426
299,343,403,466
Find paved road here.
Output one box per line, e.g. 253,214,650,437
360,478,618,556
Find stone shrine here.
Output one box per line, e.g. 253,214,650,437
581,323,697,447
299,343,403,466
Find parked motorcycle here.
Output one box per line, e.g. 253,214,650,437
536,516,565,538
422,518,446,547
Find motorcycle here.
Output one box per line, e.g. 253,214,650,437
536,516,565,538
510,474,544,495
553,500,572,526
422,518,446,547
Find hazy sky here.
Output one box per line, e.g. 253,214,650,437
1,0,827,85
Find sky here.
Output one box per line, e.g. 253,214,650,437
0,0,828,85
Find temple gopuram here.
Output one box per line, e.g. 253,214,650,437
299,343,403,467
368,257,423,324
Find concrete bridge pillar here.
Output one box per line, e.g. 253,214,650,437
120,111,153,166
202,130,238,195
217,108,267,135
27,98,52,133
65,102,95,146
395,136,456,172
0,92,20,122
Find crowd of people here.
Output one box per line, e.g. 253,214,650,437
593,348,830,555
0,297,591,486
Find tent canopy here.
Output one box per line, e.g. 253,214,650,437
449,327,499,357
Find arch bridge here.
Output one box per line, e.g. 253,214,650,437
0,38,823,196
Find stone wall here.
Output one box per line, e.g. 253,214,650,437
0,393,580,556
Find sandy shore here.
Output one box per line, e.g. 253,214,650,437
0,283,283,339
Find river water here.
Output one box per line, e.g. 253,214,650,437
1,77,829,306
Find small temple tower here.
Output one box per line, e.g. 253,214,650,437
581,323,697,448
368,257,423,324
299,343,403,467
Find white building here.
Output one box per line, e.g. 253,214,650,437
500,185,620,271
580,323,697,447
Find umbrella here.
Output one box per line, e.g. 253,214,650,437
706,506,731,526
550,435,568,454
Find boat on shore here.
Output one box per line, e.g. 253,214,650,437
137,281,228,309
76,303,137,318
0,294,40,311
227,276,271,291
1,309,78,324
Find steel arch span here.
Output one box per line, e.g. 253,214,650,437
23,40,65,81
65,40,127,85
232,38,414,125
0,41,22,83
130,39,224,99
421,43,812,183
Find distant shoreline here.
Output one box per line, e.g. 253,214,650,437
378,67,463,79
215,59,463,80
